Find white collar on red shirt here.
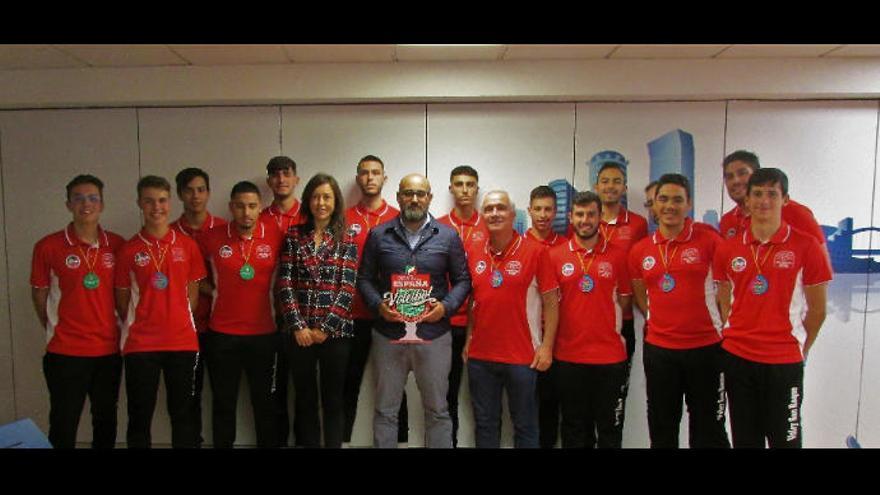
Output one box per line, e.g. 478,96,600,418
175,214,217,236
226,221,266,240
449,209,481,228
137,229,177,247
268,200,301,218
651,218,695,245
64,223,109,248
568,234,608,255
484,231,523,257
527,228,559,246
355,200,389,218
602,207,630,226
742,222,791,246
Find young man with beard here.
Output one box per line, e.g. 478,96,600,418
199,181,283,448
31,175,125,448
548,191,631,448
341,155,405,445
358,173,471,448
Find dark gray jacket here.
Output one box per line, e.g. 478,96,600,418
357,215,471,340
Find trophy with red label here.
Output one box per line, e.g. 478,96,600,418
384,265,434,344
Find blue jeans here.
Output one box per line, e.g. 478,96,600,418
467,359,538,448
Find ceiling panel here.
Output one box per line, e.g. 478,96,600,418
395,44,506,62
503,44,617,60
283,44,394,62
610,44,730,59
54,44,187,67
717,44,842,58
824,45,880,57
168,44,289,65
0,45,85,70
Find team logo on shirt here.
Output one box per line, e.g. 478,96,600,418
731,257,747,273
505,260,522,276
256,244,273,259
64,254,81,269
349,223,362,235
101,253,115,268
598,261,614,279
726,228,737,239
642,256,656,271
475,260,487,274
219,245,233,259
561,262,575,277
681,248,700,265
134,252,151,267
172,247,186,262
774,250,796,269
471,231,486,242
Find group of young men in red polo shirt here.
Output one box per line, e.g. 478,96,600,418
31,148,829,448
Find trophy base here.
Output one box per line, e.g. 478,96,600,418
390,321,428,345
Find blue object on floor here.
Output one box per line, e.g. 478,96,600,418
0,418,52,448
846,435,861,449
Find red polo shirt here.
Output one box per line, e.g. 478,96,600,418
713,222,832,364
115,228,207,354
344,200,400,320
596,208,647,320
524,228,568,248
550,236,631,365
438,209,490,327
31,224,125,357
171,213,226,333
628,218,723,350
260,200,306,236
719,200,826,248
466,233,557,365
200,222,282,335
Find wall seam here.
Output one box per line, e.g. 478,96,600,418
0,126,18,419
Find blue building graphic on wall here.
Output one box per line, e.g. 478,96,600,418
824,217,880,273
549,178,576,235
514,208,528,235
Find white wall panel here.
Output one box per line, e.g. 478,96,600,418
726,100,879,447
575,101,728,447
0,109,140,443
137,105,283,446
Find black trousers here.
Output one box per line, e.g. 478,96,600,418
556,359,627,448
42,352,122,449
448,324,467,447
193,332,208,447
537,362,560,449
274,322,291,447
124,351,200,449
205,330,280,448
721,349,804,448
643,342,730,448
342,318,408,443
289,336,353,448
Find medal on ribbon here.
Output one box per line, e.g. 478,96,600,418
83,271,100,290
749,243,775,297
579,274,594,293
658,240,679,294
152,271,169,290
660,273,676,293
76,244,101,290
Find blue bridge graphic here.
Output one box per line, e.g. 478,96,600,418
824,217,880,274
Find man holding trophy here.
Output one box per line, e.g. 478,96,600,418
357,173,472,448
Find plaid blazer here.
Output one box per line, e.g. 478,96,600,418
276,224,358,338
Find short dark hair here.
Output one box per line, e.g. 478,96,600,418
656,173,691,201
137,175,171,199
748,168,789,197
175,167,210,195
597,162,627,182
266,156,297,175
450,165,479,182
722,150,760,172
66,174,104,201
230,181,261,199
357,155,385,172
529,185,557,204
300,173,346,243
571,190,602,212
644,180,659,195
